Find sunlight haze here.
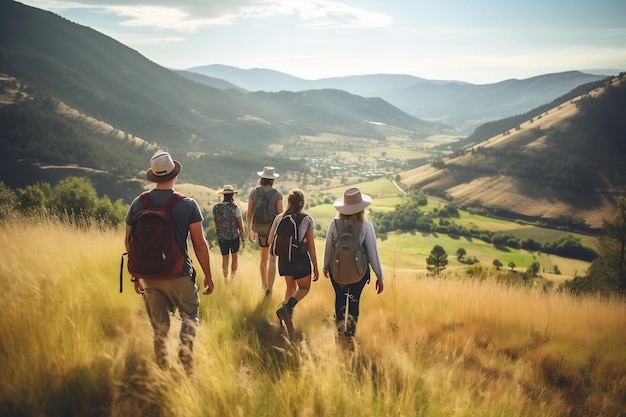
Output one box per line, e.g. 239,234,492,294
17,0,626,83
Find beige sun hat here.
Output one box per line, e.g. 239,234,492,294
257,166,280,179
146,152,182,183
333,187,372,215
217,185,238,195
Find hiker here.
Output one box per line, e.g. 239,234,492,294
125,151,214,374
247,166,283,296
213,185,245,281
269,188,319,330
323,187,384,343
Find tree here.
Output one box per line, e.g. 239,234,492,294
529,261,540,277
508,261,516,271
0,182,16,219
50,176,97,217
588,197,626,293
492,259,503,270
456,247,466,261
427,245,448,276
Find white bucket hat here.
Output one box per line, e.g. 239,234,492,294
333,187,372,215
257,166,279,179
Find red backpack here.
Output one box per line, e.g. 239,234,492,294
126,192,186,282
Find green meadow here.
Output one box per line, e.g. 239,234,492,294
305,178,593,278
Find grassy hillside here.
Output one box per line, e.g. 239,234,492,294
400,75,626,230
1,218,624,417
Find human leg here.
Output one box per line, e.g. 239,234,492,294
331,273,368,338
169,276,200,375
218,239,231,279
267,253,277,293
231,251,239,278
221,254,229,279
142,282,173,369
259,246,269,292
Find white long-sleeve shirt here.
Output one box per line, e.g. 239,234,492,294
323,219,384,281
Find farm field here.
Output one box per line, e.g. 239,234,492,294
301,178,595,280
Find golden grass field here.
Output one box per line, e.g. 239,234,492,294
1,217,625,417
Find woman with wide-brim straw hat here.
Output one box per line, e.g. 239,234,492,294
323,187,384,346
247,166,284,295
213,185,245,281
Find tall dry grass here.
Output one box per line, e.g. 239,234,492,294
1,217,625,417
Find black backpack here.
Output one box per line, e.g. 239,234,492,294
329,218,368,285
125,192,186,283
252,187,277,232
271,213,306,261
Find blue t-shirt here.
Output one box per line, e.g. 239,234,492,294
125,189,203,277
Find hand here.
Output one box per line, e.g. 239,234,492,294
323,269,330,279
312,268,319,282
249,231,256,243
241,240,246,249
202,276,215,295
375,278,384,294
134,279,145,295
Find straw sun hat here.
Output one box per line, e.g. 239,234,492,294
217,185,239,195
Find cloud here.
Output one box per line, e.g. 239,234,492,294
24,0,392,31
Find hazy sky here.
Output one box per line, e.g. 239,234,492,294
19,0,626,84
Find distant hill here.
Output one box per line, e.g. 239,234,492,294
186,65,608,132
399,75,626,230
0,0,432,199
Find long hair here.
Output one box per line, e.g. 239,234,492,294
338,210,365,222
222,193,234,203
260,178,274,186
284,188,305,216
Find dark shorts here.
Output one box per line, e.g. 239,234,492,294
218,237,240,255
253,223,271,247
278,253,312,279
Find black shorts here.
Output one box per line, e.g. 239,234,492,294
278,253,312,279
253,223,271,247
218,237,240,255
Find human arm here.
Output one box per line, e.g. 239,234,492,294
267,214,281,247
189,221,214,295
305,227,319,281
322,220,334,279
125,224,145,295
246,196,255,242
236,214,245,249
276,198,283,216
362,221,384,294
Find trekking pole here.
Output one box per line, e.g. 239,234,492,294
344,290,350,335
119,252,127,293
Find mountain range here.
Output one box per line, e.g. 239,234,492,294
182,65,607,131
0,0,624,230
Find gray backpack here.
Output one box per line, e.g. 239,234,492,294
252,187,277,232
329,218,368,285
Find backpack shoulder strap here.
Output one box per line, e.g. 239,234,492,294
164,191,185,209
138,191,152,209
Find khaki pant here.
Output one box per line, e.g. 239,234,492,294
142,276,199,372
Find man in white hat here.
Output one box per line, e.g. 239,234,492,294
125,151,214,374
247,166,283,295
213,185,245,280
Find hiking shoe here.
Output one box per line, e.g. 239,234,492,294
276,306,295,340
276,305,289,321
